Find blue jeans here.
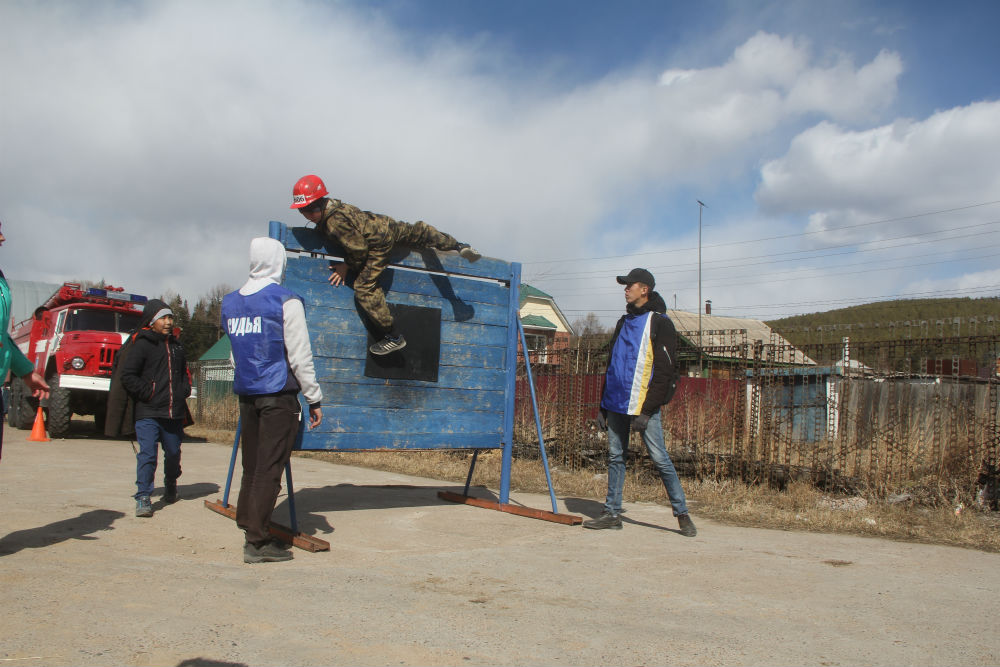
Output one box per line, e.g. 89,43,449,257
134,418,183,499
604,411,688,517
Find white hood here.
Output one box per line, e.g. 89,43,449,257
239,237,287,295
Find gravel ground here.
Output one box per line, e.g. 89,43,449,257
1,426,999,667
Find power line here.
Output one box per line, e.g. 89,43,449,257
522,199,1000,266
526,218,1000,282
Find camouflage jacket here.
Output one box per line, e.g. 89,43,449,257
318,198,403,272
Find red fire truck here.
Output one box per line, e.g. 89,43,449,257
8,283,147,437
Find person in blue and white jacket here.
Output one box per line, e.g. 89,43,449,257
222,237,323,564
584,268,696,537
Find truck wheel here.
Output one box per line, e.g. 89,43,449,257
7,378,36,430
45,376,72,438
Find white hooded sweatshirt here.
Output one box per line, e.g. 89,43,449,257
237,237,322,406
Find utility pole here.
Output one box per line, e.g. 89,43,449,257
697,200,706,377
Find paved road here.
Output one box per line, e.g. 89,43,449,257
1,428,998,666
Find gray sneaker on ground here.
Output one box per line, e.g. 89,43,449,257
244,540,294,564
677,513,697,537
582,511,622,530
370,334,406,356
135,496,153,518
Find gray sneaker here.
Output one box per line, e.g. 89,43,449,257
582,511,622,530
677,513,697,537
244,540,294,564
370,334,406,356
457,244,481,262
135,496,153,518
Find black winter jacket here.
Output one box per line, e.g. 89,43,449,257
602,291,679,416
119,328,191,421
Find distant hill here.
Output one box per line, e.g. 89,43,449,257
767,297,1000,344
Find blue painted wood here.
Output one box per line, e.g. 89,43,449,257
319,383,505,413
275,223,511,282
287,256,511,308
499,263,521,503
296,285,510,329
312,358,506,391
307,316,509,356
268,222,519,468
310,332,506,369
297,432,504,451
312,405,502,435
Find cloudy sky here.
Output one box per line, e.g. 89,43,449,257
3,0,999,327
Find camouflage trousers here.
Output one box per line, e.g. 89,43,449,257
354,221,461,334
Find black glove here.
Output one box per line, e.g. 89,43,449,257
632,414,650,432
596,409,607,430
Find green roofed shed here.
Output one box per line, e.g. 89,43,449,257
199,335,231,361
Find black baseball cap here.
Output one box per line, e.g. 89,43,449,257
616,268,655,289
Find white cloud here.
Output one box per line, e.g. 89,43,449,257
0,3,908,318
756,101,1000,230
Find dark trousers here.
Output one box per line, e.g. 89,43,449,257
236,392,301,547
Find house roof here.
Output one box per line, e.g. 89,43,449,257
518,283,574,335
666,309,815,365
518,283,554,306
199,335,232,361
521,314,557,329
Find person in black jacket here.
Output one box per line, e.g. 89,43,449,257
583,268,696,537
120,299,191,518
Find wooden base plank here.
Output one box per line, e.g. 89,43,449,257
204,499,330,552
437,491,583,525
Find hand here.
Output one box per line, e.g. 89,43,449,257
308,406,322,430
632,414,649,433
596,410,607,430
23,371,50,400
328,263,348,286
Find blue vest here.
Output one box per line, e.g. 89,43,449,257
601,311,655,415
221,284,302,396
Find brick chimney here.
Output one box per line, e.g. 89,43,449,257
705,300,712,315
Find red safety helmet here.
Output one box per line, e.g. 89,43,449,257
290,174,329,209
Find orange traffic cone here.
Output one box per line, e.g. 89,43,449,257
28,407,50,442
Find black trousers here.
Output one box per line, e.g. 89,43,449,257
236,392,301,547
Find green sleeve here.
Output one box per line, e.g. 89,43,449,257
6,333,35,378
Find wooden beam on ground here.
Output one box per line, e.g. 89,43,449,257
437,491,583,525
204,499,330,552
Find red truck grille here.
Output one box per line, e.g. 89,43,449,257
99,347,116,371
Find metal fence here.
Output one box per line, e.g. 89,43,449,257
515,334,1000,504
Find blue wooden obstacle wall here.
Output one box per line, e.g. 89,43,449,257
269,221,521,457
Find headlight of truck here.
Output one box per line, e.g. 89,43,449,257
70,357,86,370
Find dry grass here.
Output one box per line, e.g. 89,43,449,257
186,425,1000,553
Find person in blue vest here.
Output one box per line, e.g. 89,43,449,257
0,220,50,463
222,237,323,564
584,268,696,537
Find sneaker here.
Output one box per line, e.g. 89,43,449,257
582,511,622,530
244,540,294,564
369,334,407,356
457,243,482,262
677,513,697,537
163,480,178,504
135,496,153,518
